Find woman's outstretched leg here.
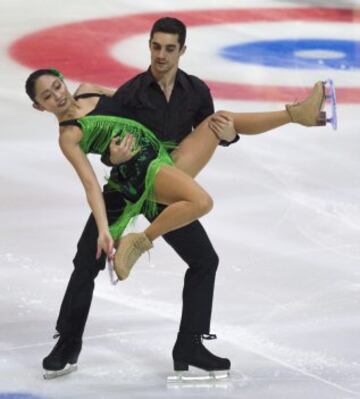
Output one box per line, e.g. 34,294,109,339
114,165,213,280
172,81,325,178
171,108,290,178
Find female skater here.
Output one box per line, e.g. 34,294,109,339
26,68,326,281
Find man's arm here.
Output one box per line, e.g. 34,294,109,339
194,82,239,147
193,84,214,128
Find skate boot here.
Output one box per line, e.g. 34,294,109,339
42,333,82,379
114,232,153,281
286,81,326,126
168,333,231,383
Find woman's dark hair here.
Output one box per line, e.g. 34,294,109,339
25,68,63,103
150,17,186,49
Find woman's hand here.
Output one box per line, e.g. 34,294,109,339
208,111,237,142
97,229,114,260
109,134,137,165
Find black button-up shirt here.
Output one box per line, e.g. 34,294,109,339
112,68,214,144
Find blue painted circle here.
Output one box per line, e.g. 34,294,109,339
220,39,360,70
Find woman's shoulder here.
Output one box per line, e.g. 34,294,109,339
73,82,100,96
74,82,114,97
58,124,83,155
59,123,82,142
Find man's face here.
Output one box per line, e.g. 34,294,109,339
149,32,186,75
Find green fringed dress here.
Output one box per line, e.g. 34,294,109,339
59,114,175,240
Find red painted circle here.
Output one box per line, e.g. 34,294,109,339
9,8,359,102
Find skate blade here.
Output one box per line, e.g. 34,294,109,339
323,78,337,130
167,369,230,383
43,363,78,380
107,259,119,285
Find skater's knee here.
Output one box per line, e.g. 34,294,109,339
73,248,105,277
208,250,219,271
73,216,105,273
195,249,219,273
195,192,213,217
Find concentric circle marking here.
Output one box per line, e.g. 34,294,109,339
9,7,360,102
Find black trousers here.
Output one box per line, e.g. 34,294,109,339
55,189,219,338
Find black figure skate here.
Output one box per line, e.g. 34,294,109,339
42,333,82,379
167,333,230,383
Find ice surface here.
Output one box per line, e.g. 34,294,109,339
1,1,360,398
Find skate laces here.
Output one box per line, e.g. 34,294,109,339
132,235,152,264
291,97,300,107
202,333,217,340
107,235,152,286
192,333,217,344
132,239,152,271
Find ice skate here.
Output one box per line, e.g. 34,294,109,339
167,333,230,383
113,232,153,281
286,80,327,127
43,333,82,380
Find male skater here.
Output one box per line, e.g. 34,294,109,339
42,17,236,379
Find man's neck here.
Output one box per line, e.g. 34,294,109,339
151,67,178,101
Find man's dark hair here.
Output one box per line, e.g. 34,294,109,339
150,17,186,49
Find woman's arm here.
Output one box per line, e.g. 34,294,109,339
59,126,113,258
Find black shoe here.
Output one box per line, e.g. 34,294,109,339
42,333,82,379
172,333,231,372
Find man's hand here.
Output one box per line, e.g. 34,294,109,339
208,111,237,142
109,134,137,165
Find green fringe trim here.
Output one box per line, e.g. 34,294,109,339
109,146,174,240
77,114,177,155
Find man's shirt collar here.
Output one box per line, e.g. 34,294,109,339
144,67,187,90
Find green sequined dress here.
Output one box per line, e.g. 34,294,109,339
60,114,175,239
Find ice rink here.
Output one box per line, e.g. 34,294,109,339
1,0,360,398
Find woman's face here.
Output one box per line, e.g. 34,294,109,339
34,74,71,114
